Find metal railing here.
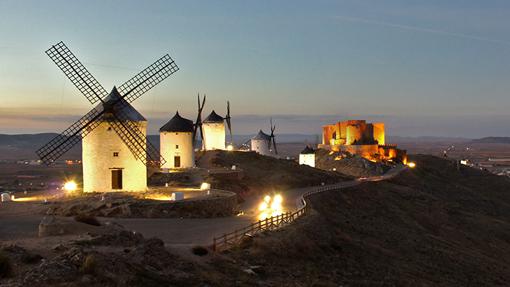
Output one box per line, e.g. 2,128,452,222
212,182,349,252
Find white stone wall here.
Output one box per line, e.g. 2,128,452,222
251,139,271,156
82,121,147,193
160,131,194,169
202,122,226,150
299,153,316,168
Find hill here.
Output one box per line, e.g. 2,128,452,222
206,155,510,286
471,137,510,144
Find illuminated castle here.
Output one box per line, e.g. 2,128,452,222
319,120,407,163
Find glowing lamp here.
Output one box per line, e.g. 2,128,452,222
226,144,234,151
200,182,211,190
64,181,78,192
408,162,416,168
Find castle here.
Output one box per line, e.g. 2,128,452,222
318,120,407,164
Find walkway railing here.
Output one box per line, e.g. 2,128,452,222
212,181,350,252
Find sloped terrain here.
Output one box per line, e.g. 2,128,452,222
198,150,352,197
208,155,510,286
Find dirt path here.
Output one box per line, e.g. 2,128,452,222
0,165,405,248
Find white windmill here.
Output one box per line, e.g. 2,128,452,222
37,42,179,192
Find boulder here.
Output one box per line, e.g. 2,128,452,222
38,216,66,237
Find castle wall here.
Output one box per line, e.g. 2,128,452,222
341,144,379,159
203,122,226,150
82,121,147,193
160,131,194,169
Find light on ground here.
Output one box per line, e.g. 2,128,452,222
200,182,211,190
258,194,284,220
64,181,78,192
408,162,416,168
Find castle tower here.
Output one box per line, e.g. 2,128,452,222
82,90,147,193
251,130,272,156
159,111,195,170
202,110,226,150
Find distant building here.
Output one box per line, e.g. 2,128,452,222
319,120,407,163
299,146,316,167
160,111,195,170
251,130,272,156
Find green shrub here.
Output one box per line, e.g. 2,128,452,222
74,214,101,226
0,252,13,278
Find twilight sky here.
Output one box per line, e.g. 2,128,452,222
1,0,510,137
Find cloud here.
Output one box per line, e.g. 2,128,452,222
333,15,510,46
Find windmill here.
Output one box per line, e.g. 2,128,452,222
193,93,206,150
36,41,179,192
250,118,277,156
225,101,233,147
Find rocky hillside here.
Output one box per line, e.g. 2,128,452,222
211,155,510,286
198,150,351,197
2,155,509,286
315,148,391,177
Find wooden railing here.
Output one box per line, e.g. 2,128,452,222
212,182,350,252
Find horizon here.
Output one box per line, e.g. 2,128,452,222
1,1,510,137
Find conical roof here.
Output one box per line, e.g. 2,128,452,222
160,111,194,132
252,130,271,141
203,110,224,123
300,146,315,154
95,87,146,122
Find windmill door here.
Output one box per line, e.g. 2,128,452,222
174,156,181,168
111,169,123,190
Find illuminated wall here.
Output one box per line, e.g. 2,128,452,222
372,123,385,145
299,153,316,167
203,122,226,150
160,131,194,169
82,121,147,193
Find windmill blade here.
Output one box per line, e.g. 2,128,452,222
272,136,278,155
225,101,232,142
36,107,105,164
193,93,206,144
117,54,179,103
109,106,165,167
46,41,108,104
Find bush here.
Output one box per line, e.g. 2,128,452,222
0,252,13,278
191,246,209,256
74,214,101,226
80,254,96,274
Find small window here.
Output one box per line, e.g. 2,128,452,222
175,145,179,149
113,152,119,157
107,127,112,131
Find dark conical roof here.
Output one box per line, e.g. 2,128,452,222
300,146,315,154
203,110,224,123
160,111,194,132
95,87,146,122
252,130,271,141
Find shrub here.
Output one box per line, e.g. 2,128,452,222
191,246,209,256
0,252,13,278
74,214,101,226
80,254,96,274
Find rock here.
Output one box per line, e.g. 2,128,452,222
38,216,66,237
